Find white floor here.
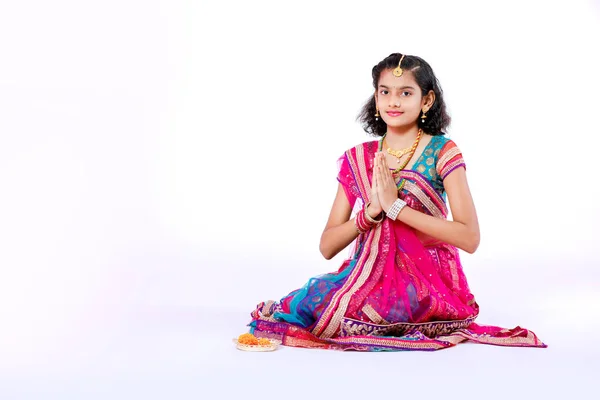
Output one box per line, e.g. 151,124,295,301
0,301,596,400
1,249,597,399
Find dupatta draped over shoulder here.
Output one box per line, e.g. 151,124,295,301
248,136,546,351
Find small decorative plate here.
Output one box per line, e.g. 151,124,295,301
232,338,282,352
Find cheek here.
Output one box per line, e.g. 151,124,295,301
408,99,424,112
408,97,421,106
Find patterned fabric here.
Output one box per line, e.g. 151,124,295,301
248,134,546,351
399,135,466,202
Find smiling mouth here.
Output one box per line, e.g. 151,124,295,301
386,111,404,116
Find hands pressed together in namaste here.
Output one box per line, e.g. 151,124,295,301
369,152,400,217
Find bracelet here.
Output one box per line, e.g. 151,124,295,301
386,199,407,220
364,202,384,224
354,209,371,233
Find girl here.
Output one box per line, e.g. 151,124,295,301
247,53,546,351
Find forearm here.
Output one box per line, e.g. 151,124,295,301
319,206,381,260
395,207,480,253
319,218,360,260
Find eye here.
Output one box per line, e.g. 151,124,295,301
402,91,412,96
380,90,389,95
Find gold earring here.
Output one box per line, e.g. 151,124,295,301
421,110,427,123
375,107,380,120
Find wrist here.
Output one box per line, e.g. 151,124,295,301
386,198,407,221
382,200,394,213
364,202,384,225
366,204,382,219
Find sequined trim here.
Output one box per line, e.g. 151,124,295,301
443,247,460,288
395,170,448,217
250,318,546,351
355,144,372,203
251,301,280,322
313,143,380,338
440,160,466,180
285,337,330,349
319,225,383,338
404,181,444,219
339,315,477,338
329,334,448,351
436,146,461,176
345,144,369,202
362,304,389,324
437,328,546,347
311,223,378,336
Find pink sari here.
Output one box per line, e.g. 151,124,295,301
248,138,546,351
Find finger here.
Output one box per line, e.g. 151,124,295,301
386,168,394,186
376,154,383,178
384,169,390,188
379,168,386,189
383,168,393,187
372,165,378,188
373,153,378,172
382,156,391,180
380,167,389,190
373,160,379,178
380,159,390,187
380,155,390,176
374,160,380,187
387,171,394,188
377,165,386,189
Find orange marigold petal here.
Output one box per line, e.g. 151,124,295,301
238,333,259,345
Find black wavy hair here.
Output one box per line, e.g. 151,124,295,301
357,53,451,137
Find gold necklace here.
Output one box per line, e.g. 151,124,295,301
386,129,423,174
384,139,414,163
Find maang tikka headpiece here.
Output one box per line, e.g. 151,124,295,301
392,54,406,77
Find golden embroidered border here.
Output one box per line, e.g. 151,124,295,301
404,181,444,219
358,314,476,328
330,335,449,350
435,334,466,345
285,337,329,349
320,225,383,338
437,329,544,347
436,146,461,176
255,300,279,322
446,247,460,289
355,144,371,203
311,221,375,336
397,170,448,216
313,144,378,337
361,303,389,324
441,159,466,179
341,314,477,338
344,145,369,203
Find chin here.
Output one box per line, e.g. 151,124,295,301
385,121,413,128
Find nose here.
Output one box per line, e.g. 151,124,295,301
389,93,401,107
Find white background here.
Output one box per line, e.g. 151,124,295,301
0,0,599,399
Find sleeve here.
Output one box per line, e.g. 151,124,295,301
336,152,360,207
436,139,466,180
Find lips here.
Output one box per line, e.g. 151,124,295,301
386,111,404,117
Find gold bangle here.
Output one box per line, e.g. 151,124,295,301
364,202,384,224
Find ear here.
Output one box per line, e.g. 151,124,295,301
424,90,436,111
374,91,378,108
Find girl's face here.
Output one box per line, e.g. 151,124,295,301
374,68,432,130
